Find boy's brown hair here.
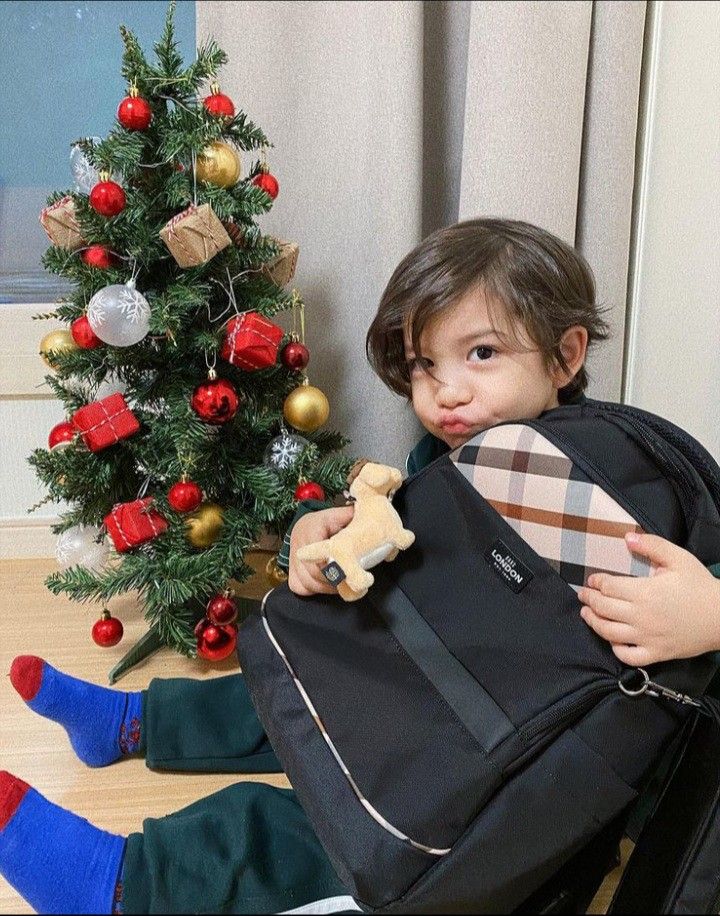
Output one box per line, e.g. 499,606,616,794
366,218,610,404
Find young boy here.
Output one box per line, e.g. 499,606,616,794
289,218,720,665
1,218,719,915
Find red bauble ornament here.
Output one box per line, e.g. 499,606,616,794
48,421,76,452
81,245,116,269
207,594,238,626
168,480,203,513
195,618,238,661
117,94,153,130
295,481,326,502
92,610,123,647
281,341,310,370
252,172,279,200
191,374,240,425
203,84,235,118
90,181,126,217
71,315,103,349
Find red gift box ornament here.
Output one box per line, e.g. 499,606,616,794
220,312,284,370
71,392,140,452
104,497,168,553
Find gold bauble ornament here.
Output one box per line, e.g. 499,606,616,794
283,384,330,433
196,141,241,188
40,329,79,368
266,555,288,583
185,501,225,548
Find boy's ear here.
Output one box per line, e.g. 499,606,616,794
551,325,589,388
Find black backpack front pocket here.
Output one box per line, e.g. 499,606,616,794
262,584,504,853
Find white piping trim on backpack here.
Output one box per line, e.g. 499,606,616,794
260,590,450,857
278,894,363,914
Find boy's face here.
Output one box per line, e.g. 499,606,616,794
404,287,564,449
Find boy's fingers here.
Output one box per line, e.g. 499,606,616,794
289,570,334,597
611,642,658,667
292,561,337,596
625,532,682,569
583,572,643,601
326,505,355,535
288,570,313,596
580,606,638,645
576,588,634,622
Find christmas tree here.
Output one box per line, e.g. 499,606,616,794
29,1,352,678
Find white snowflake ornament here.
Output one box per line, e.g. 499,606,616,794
263,431,309,473
87,280,151,347
70,140,120,195
56,525,110,572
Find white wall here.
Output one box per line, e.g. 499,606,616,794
0,305,67,558
3,0,719,558
624,0,720,457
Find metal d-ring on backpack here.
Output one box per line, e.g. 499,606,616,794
238,399,720,914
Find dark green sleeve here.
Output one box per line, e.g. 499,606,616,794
275,499,332,572
406,433,450,477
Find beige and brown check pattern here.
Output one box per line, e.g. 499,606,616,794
450,424,652,589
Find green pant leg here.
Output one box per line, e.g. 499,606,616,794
141,673,282,773
122,782,352,914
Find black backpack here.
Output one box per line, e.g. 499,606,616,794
238,399,720,913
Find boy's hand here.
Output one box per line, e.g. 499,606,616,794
578,532,720,666
288,505,355,597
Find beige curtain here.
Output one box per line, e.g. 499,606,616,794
198,0,646,468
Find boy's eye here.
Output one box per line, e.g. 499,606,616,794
469,345,496,362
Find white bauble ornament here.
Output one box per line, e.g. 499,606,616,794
96,372,128,401
70,140,120,195
56,525,110,572
263,431,309,473
87,280,151,347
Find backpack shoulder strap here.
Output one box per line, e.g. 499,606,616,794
587,399,720,515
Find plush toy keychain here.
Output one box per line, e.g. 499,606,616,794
296,462,415,601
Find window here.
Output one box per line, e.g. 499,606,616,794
0,0,195,303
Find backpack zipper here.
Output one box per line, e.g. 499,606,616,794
522,419,663,536
598,407,696,508
519,679,617,746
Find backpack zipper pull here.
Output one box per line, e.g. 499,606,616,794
618,667,703,708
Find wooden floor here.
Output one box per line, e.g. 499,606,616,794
0,558,626,914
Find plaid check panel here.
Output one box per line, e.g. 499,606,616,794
450,424,652,589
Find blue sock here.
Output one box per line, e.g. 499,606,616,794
0,771,126,915
10,656,143,768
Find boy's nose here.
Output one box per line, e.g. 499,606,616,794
436,379,472,409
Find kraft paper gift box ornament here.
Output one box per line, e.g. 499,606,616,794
160,203,232,268
40,196,84,251
262,239,299,287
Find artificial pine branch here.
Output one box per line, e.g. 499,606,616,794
31,2,354,666
154,0,184,77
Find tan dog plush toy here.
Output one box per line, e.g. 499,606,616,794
296,462,415,601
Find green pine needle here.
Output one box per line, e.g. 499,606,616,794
32,3,355,659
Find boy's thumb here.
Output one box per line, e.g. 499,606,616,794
328,504,355,535
625,531,678,567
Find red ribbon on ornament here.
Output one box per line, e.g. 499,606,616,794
82,400,127,445
225,312,282,370
165,204,199,238
39,195,77,241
